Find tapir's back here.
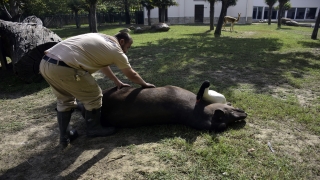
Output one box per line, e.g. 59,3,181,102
101,86,197,127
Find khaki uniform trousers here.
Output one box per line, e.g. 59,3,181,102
39,59,102,112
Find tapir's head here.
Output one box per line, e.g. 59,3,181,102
203,103,247,132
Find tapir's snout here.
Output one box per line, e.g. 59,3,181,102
232,108,247,120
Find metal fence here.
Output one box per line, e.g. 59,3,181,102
39,11,144,28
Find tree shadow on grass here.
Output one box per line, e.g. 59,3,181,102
126,33,320,96
3,26,318,99
297,40,320,48
0,64,49,99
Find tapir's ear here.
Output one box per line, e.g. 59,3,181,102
213,109,225,121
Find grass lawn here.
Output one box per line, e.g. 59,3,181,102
0,23,320,179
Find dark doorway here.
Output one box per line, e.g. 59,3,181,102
195,5,204,23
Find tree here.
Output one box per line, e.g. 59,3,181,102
311,9,320,40
141,0,154,26
214,0,237,36
104,0,142,24
152,0,178,23
67,0,84,28
206,0,216,31
264,0,277,25
86,0,98,32
124,0,130,24
277,0,290,29
0,0,25,21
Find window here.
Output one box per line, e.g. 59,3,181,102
264,7,278,19
257,7,263,19
271,8,278,19
296,8,306,19
264,7,269,19
252,6,263,19
287,8,295,19
253,6,257,19
306,8,317,19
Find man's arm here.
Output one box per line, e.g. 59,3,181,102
120,67,155,88
100,66,130,89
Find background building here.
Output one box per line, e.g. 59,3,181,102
144,0,319,25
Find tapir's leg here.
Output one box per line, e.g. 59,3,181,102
187,121,212,131
211,122,227,132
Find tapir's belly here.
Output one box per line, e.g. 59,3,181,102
100,86,196,127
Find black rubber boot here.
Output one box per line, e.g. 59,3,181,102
85,108,116,137
57,109,78,147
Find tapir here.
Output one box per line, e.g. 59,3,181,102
81,84,247,132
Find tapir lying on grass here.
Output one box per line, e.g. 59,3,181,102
78,83,247,132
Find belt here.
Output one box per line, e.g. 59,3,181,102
42,55,72,68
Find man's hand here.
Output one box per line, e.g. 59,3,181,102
121,68,156,88
141,83,156,88
116,81,131,90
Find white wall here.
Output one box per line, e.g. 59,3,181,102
144,0,318,24
227,0,253,21
253,0,320,7
252,0,320,21
145,0,253,19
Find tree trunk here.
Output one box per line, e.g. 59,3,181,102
278,3,284,28
124,0,131,24
268,5,272,25
9,0,21,22
210,1,214,31
88,11,92,32
161,6,166,23
148,9,151,26
214,0,227,36
89,2,98,32
75,10,81,28
311,10,320,40
0,16,62,83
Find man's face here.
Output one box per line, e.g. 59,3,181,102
120,39,133,54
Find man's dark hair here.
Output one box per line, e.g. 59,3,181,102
114,32,132,44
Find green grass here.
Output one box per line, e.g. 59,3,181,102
0,23,319,179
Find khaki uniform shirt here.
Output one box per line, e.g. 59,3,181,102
45,33,131,74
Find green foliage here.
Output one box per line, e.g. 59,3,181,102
283,1,291,10
217,0,238,8
23,0,70,16
141,0,154,10
275,1,291,11
264,0,277,6
151,0,178,8
104,0,142,12
0,0,25,20
67,0,85,12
